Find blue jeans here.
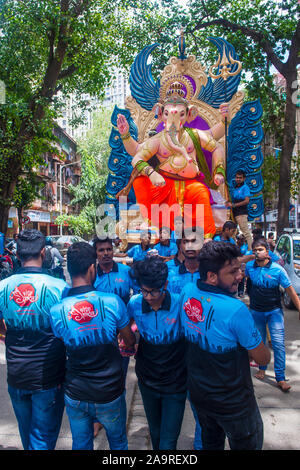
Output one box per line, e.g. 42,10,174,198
8,385,64,450
64,391,128,450
188,395,202,450
250,308,286,382
193,401,263,450
138,381,186,450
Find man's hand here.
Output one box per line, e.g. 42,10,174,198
225,201,232,208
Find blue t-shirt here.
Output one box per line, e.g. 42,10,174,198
153,241,178,258
180,280,262,417
49,286,130,403
167,262,200,294
239,243,248,255
245,249,280,263
127,244,152,261
166,256,182,275
94,261,137,305
245,260,291,312
232,182,251,216
128,291,186,393
0,267,69,390
214,235,236,244
0,232,4,255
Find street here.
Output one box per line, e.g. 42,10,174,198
0,302,300,451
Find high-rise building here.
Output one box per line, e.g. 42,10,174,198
56,69,130,140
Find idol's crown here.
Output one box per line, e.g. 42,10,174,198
166,82,185,98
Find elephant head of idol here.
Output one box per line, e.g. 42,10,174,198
153,82,198,161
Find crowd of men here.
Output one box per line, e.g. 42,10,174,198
0,222,300,452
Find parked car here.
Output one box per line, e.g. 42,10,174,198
274,228,300,309
50,235,86,256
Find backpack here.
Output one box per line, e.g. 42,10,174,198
43,246,53,269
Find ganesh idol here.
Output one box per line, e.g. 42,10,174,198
116,82,230,239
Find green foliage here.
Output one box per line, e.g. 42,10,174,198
77,106,114,177
13,172,45,212
261,154,280,210
0,0,162,232
291,153,300,200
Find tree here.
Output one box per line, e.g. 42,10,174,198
13,173,45,233
0,0,159,235
261,153,280,234
77,106,114,178
173,0,299,235
55,148,107,238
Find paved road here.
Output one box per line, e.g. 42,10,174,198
0,302,300,451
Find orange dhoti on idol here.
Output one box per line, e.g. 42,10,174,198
133,174,216,237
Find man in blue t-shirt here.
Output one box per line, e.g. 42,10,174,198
245,238,300,392
93,236,138,386
167,228,202,294
128,256,186,450
213,220,237,244
49,242,135,450
180,241,270,450
126,230,152,261
226,170,252,249
93,237,137,305
153,226,178,261
166,237,184,274
0,229,69,450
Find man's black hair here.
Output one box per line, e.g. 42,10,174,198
92,237,113,250
140,229,151,237
236,170,246,178
67,242,97,277
130,256,168,288
222,220,237,231
252,228,263,240
252,238,269,251
17,229,45,262
177,226,204,242
198,241,241,280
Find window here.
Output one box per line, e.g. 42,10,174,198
293,239,300,261
277,236,292,264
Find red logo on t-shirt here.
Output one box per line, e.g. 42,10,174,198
68,301,98,324
9,284,38,307
184,298,205,323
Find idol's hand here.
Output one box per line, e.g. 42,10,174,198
219,103,231,122
214,174,225,186
117,114,129,135
149,171,166,187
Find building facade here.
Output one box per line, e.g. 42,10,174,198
6,126,81,237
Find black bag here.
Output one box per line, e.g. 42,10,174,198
43,246,53,269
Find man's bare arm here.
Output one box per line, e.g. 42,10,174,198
119,325,136,348
248,340,271,365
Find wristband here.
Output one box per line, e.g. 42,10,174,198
120,131,131,141
135,160,150,174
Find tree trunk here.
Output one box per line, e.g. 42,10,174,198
277,73,297,236
0,179,19,236
17,207,23,233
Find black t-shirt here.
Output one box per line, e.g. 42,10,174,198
50,285,129,403
128,291,187,394
0,267,68,390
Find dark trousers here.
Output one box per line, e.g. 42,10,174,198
138,381,186,450
192,401,263,450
